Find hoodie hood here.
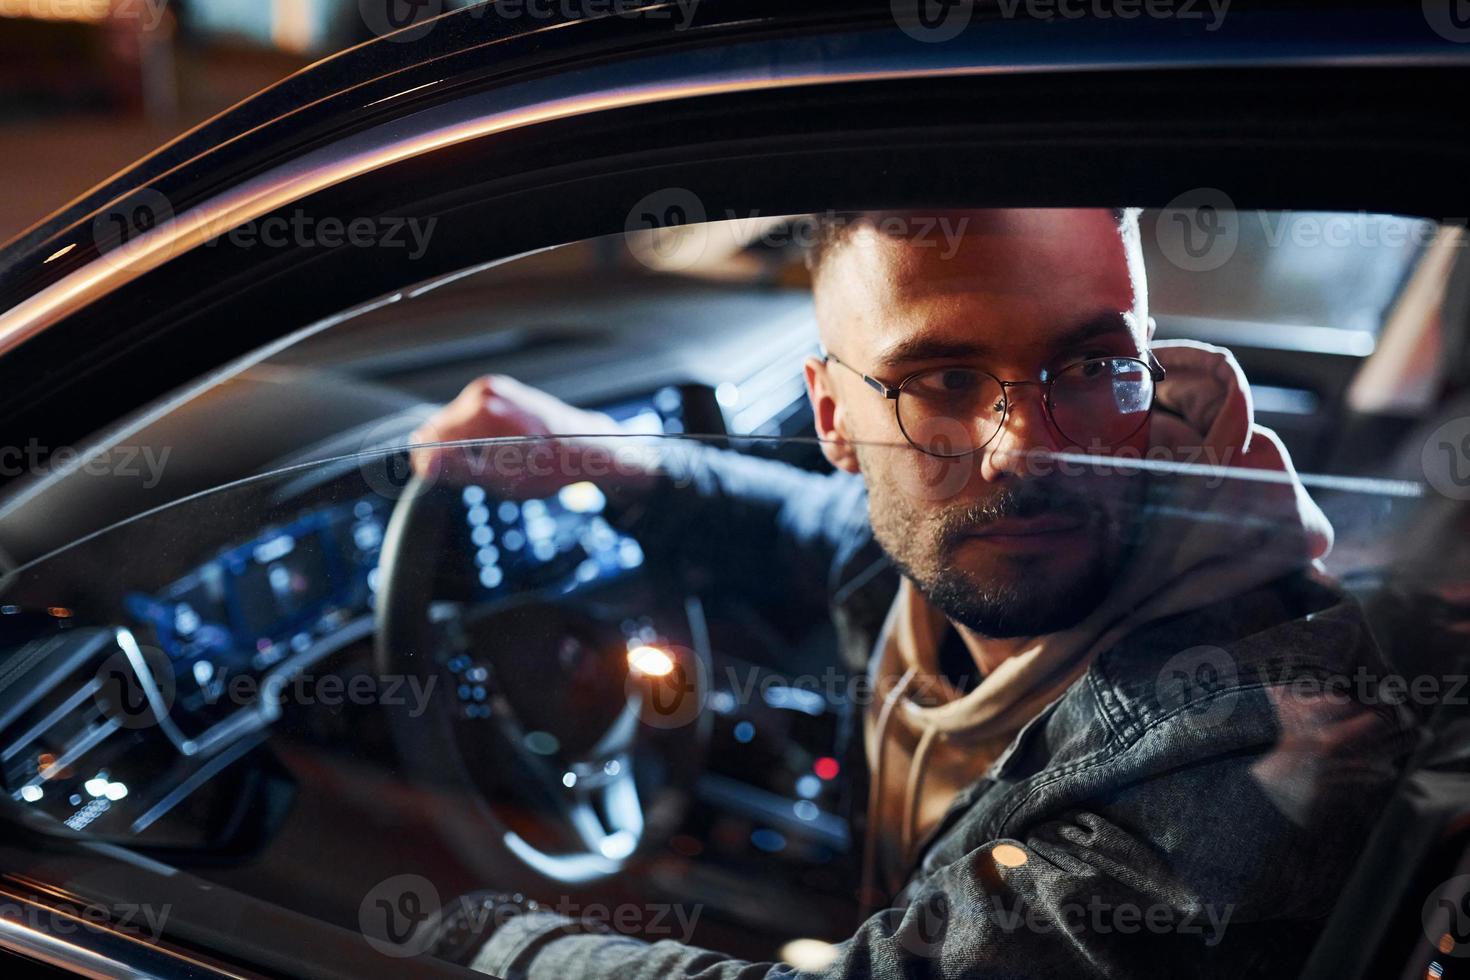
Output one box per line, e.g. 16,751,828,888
861,340,1334,900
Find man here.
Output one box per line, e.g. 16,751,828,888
409,209,1413,977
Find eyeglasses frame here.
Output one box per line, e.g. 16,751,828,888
820,347,1167,458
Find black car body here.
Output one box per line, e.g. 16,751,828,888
0,2,1467,978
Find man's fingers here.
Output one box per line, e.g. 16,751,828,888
406,373,635,485
408,423,446,478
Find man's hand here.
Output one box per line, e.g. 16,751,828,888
410,375,654,497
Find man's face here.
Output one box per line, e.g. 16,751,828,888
807,210,1152,638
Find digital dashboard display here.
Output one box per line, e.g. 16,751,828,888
459,480,644,598
454,392,671,597
125,496,390,699
123,391,674,729
230,531,336,640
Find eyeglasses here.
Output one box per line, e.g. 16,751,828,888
822,349,1166,459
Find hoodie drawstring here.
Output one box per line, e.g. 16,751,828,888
901,723,941,861
860,665,916,913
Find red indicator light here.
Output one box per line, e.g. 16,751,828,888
814,757,840,781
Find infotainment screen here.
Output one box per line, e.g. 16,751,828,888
124,495,391,703
229,530,337,641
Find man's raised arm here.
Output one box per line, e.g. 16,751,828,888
410,374,873,615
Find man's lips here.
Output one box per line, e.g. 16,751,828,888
961,515,1088,543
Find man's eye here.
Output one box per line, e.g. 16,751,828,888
938,369,979,392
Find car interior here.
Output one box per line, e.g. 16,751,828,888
0,205,1467,976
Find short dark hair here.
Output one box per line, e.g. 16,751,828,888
804,208,1139,282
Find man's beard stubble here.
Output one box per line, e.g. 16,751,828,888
861,452,1147,639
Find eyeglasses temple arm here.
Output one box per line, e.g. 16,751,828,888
1145,349,1167,382
821,350,900,398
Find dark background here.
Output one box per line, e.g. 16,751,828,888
0,0,450,243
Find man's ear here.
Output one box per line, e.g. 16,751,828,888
804,356,861,474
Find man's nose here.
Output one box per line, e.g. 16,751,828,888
980,384,1064,481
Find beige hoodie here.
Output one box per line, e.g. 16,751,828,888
862,340,1335,900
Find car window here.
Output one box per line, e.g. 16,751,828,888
0,209,1466,977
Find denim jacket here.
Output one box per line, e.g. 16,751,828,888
473,449,1417,980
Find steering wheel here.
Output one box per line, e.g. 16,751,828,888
374,475,712,885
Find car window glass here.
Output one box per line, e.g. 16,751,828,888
0,209,1466,975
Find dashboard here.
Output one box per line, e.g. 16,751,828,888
0,381,862,945
113,479,647,751
0,391,672,844
122,494,391,749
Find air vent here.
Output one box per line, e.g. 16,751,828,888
0,627,119,806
